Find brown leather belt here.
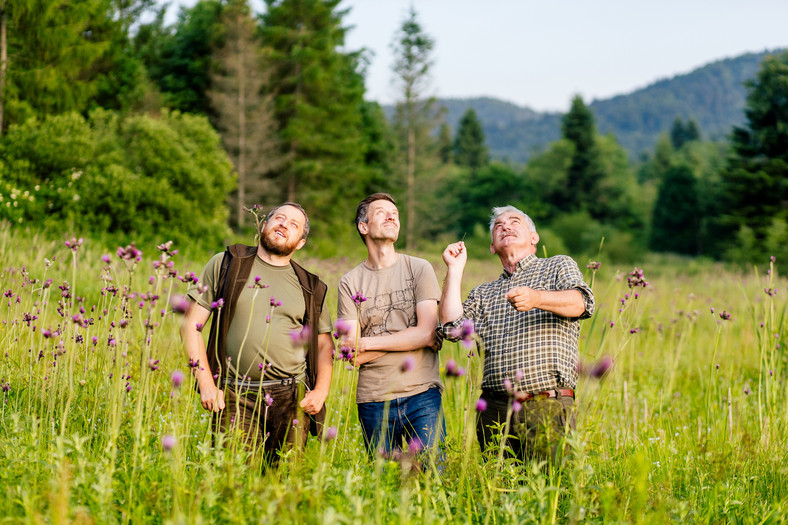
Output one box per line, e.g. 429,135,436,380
516,388,574,401
482,388,575,402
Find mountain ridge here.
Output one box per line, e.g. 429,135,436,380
396,49,785,163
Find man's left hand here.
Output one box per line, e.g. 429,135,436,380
505,286,543,312
300,388,328,415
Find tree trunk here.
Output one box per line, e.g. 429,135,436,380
406,125,415,250
237,29,246,227
0,1,7,136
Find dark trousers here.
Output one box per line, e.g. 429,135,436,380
476,392,576,466
212,381,309,464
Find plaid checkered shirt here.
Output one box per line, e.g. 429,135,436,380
443,254,594,393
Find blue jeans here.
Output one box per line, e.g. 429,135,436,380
357,387,445,456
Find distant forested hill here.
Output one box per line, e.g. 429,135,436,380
423,49,782,163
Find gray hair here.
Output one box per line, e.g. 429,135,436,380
489,205,536,240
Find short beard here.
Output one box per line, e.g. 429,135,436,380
260,227,300,256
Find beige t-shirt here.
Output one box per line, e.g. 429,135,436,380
188,252,332,380
337,254,443,403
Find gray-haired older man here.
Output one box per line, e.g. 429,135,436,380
439,205,594,465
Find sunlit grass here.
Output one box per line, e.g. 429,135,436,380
1,223,787,523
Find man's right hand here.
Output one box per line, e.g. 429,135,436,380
200,382,225,412
442,241,467,269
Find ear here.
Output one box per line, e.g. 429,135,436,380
295,238,307,251
358,222,369,236
490,242,496,254
531,232,540,245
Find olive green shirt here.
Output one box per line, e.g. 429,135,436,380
189,252,332,380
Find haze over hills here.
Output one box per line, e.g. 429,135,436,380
429,49,783,163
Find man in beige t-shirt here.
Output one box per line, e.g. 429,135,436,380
337,193,444,457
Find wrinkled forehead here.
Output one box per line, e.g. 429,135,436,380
270,205,306,227
493,211,527,227
368,199,399,215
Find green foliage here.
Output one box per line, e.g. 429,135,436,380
560,96,605,214
260,0,370,233
669,116,701,149
453,108,489,169
649,165,699,255
722,50,788,261
447,162,525,237
0,109,233,246
137,0,223,115
2,0,113,125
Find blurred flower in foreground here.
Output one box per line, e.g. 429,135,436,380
324,426,338,441
476,398,488,412
162,435,176,452
400,356,415,373
289,325,311,346
351,291,368,306
451,319,475,349
171,370,185,389
444,359,466,377
170,295,190,315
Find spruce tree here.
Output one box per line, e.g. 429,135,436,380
453,108,489,169
722,50,788,246
260,0,368,229
649,165,699,254
209,0,281,227
560,95,603,213
391,6,441,249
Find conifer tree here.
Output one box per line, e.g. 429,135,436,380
649,165,699,254
391,6,440,249
260,0,368,229
453,108,489,169
209,0,281,227
560,95,603,213
722,50,788,246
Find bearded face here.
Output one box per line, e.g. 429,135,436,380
259,205,307,256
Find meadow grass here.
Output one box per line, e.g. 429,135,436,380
1,224,787,524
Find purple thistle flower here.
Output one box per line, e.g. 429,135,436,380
589,355,614,379
148,359,160,371
188,358,200,370
170,295,190,315
586,261,601,270
515,369,524,382
351,291,368,306
292,419,299,427
511,400,522,413
289,325,311,346
333,318,352,338
444,359,466,377
324,426,338,441
719,310,732,321
117,243,143,262
476,398,488,412
407,438,424,455
171,370,185,388
400,356,415,373
452,319,476,349
264,393,274,407
710,307,715,314
503,378,513,394
162,435,176,452
101,254,111,264
626,267,648,289
65,237,84,252
211,298,224,309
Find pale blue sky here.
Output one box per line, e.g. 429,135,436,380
160,0,788,112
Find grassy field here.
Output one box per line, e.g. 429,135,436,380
1,224,787,524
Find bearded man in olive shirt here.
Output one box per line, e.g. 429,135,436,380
181,203,334,462
337,193,444,457
440,205,594,465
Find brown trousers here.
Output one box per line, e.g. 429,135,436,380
212,381,309,465
476,392,576,466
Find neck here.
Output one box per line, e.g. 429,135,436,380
498,248,533,274
257,244,293,267
364,240,398,269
